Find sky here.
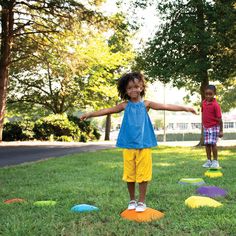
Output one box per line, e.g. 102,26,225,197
100,0,160,45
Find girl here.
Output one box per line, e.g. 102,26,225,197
202,85,223,168
80,72,196,212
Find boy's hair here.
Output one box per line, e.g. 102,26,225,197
117,72,146,100
205,84,216,94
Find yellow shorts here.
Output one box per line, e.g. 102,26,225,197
122,148,152,183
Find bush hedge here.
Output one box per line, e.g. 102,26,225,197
68,115,101,142
3,114,101,142
33,114,80,141
3,120,34,141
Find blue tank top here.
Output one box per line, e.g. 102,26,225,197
116,100,157,149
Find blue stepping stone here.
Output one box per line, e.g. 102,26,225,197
71,204,99,212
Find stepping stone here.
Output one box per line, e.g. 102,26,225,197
121,208,164,222
4,198,26,204
71,204,99,212
178,178,205,186
208,167,222,170
196,186,227,198
204,169,223,178
185,196,222,208
33,200,57,206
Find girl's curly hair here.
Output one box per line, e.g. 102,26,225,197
117,72,146,100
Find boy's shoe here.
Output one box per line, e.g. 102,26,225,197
210,160,220,168
127,200,137,210
202,160,212,168
135,202,146,212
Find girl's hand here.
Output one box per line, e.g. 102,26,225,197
219,131,223,138
187,107,197,115
80,113,89,121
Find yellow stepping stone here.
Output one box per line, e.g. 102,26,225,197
185,196,222,208
204,169,223,178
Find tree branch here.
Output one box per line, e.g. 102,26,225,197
13,20,33,35
14,30,60,36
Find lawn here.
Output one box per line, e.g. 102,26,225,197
0,146,236,236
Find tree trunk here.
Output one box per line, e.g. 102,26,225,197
104,114,111,141
195,0,209,146
197,79,208,146
0,1,14,141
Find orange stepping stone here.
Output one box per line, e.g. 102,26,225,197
4,198,25,204
120,208,164,222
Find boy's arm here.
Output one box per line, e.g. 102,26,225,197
216,118,223,137
215,103,223,137
80,102,126,120
146,101,197,114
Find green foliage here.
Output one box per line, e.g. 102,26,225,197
3,120,35,141
154,118,164,130
2,114,101,142
56,135,74,142
33,114,80,141
136,0,236,103
7,4,134,116
68,115,101,141
0,0,113,141
217,78,236,112
6,103,51,121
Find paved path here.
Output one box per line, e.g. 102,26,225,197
0,141,115,167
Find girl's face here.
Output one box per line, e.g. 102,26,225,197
126,78,143,101
205,89,215,102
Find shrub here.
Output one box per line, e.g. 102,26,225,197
3,120,34,141
33,114,80,141
3,114,101,142
68,115,101,141
57,135,74,142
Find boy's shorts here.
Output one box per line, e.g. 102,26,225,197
122,148,152,183
204,126,220,145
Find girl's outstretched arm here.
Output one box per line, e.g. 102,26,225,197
80,102,126,120
146,101,197,114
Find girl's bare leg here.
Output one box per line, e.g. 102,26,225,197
127,182,135,200
138,181,148,203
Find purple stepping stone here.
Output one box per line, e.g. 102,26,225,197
196,186,227,198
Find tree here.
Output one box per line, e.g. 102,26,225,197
0,0,107,141
217,78,236,113
7,12,134,140
8,29,133,112
135,0,236,144
136,0,235,94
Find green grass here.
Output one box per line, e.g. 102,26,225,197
1,146,236,236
